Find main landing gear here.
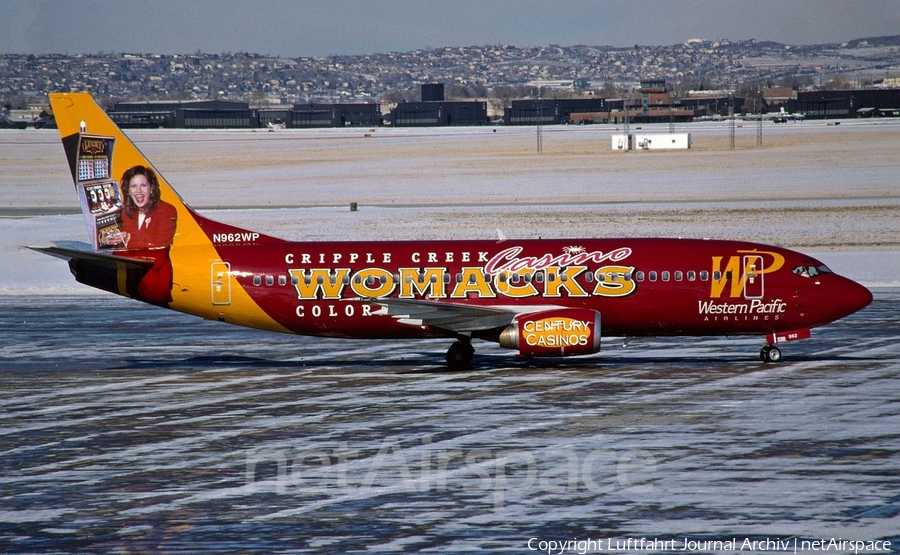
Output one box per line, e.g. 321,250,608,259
760,344,782,363
446,337,475,370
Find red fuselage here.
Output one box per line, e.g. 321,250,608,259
203,236,872,341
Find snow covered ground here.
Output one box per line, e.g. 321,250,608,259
0,292,898,553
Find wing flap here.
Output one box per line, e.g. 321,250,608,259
362,297,516,332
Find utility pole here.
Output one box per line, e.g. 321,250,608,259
756,89,763,146
669,90,675,133
729,92,735,150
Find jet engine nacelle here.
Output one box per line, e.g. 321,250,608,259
498,308,601,357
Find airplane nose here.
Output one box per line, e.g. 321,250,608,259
836,278,873,318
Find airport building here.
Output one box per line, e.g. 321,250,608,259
504,81,699,125
108,99,253,128
388,84,488,126
93,83,900,129
504,98,608,125
290,103,383,127
389,101,488,126
608,80,698,123
678,95,746,117
109,99,383,128
790,89,900,118
178,103,256,128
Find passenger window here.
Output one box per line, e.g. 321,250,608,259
713,271,722,281
534,273,544,283
624,272,632,281
674,271,683,281
700,271,709,281
687,271,696,281
266,275,275,286
662,271,670,281
278,275,287,286
291,275,299,285
649,271,657,282
635,271,644,282
253,275,262,286
584,272,593,283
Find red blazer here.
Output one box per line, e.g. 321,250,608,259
121,200,177,249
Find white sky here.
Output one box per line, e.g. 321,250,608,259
2,0,899,57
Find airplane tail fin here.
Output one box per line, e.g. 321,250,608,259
48,92,283,252
46,93,291,330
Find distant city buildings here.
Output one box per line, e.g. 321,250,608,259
2,36,898,127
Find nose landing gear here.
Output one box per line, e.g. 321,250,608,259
446,337,475,370
760,344,782,363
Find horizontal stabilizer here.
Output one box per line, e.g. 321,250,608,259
27,244,156,271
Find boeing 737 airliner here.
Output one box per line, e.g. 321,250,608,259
32,93,872,369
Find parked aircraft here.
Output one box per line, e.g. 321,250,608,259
32,93,871,368
772,107,806,123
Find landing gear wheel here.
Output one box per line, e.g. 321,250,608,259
760,345,782,363
446,339,475,370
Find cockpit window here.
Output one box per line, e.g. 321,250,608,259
793,265,828,278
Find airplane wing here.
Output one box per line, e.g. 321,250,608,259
362,297,517,333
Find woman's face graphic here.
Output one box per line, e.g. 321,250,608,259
128,174,152,211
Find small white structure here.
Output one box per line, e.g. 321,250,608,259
612,133,691,150
611,134,631,150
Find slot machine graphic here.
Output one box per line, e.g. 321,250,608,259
74,134,123,250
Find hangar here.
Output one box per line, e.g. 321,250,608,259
388,83,488,126
790,89,900,118
504,98,608,125
290,103,382,127
108,99,253,128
